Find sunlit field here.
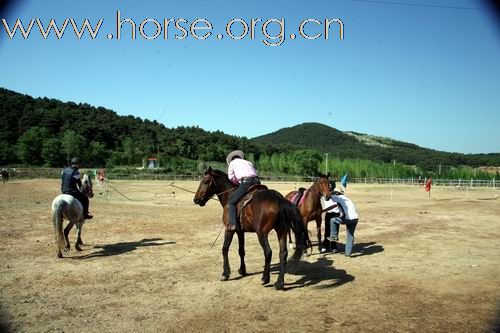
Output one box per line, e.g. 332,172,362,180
1,179,499,332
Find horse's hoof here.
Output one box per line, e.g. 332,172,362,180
56,251,63,259
220,274,229,281
274,281,284,290
261,276,270,285
75,245,82,251
238,268,247,276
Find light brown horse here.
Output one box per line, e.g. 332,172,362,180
193,167,309,290
285,174,331,253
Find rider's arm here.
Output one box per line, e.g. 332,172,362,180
227,163,239,185
74,171,82,189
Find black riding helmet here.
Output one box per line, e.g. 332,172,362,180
70,157,81,165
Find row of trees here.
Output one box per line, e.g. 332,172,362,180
4,127,109,167
0,87,267,167
2,124,497,179
255,154,497,179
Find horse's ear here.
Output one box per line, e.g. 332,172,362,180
327,172,331,178
207,166,213,173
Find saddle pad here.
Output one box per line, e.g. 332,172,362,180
290,188,307,207
236,185,268,217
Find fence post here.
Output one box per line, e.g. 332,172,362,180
470,178,473,188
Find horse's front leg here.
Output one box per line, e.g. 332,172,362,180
63,220,74,253
74,221,84,251
257,233,272,285
315,217,322,252
237,231,247,276
275,230,288,290
221,230,235,281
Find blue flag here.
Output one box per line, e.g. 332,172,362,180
341,173,348,188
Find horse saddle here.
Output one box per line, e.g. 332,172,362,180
236,184,268,217
290,187,307,206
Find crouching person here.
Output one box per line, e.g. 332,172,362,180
326,187,358,257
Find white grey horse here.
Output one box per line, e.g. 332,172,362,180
51,173,94,258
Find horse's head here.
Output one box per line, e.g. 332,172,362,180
316,173,331,200
193,167,218,206
81,173,94,198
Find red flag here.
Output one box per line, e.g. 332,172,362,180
425,177,432,192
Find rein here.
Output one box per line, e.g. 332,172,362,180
169,176,233,202
305,182,326,199
207,172,236,199
205,172,236,249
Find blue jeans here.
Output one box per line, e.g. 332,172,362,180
228,177,260,227
329,216,358,256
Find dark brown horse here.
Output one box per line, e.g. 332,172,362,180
193,167,309,290
285,174,331,252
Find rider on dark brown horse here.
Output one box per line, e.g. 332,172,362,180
61,157,93,220
226,150,260,231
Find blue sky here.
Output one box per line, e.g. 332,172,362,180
0,0,499,154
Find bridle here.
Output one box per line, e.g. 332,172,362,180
305,178,330,199
203,172,235,200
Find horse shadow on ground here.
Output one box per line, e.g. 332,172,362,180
262,256,355,291
72,238,176,260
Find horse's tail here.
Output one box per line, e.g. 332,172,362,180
52,198,66,253
278,196,309,263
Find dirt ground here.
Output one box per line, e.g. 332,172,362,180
0,178,499,332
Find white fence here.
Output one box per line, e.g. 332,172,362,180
4,168,497,189
347,177,496,188
100,175,498,189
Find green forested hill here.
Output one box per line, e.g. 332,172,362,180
252,123,500,170
0,87,265,168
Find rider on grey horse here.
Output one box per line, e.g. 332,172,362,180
62,157,93,220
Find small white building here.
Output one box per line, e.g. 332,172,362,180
147,157,159,169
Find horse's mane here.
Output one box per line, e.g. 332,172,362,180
211,169,228,178
82,173,91,183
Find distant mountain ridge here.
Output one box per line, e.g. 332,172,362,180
251,123,500,169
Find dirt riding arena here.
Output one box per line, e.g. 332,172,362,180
1,178,499,332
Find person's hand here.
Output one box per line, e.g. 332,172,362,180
322,205,337,213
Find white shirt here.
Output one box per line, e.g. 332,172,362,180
321,197,340,214
324,194,358,220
